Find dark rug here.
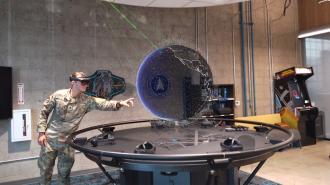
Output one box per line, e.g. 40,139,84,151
24,168,280,185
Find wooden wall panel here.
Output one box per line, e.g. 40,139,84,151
298,0,330,32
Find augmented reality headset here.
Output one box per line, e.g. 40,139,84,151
69,76,90,84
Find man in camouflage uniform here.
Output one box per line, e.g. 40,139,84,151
37,72,134,185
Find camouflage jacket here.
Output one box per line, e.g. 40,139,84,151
37,89,120,141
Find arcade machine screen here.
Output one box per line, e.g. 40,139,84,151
288,81,304,108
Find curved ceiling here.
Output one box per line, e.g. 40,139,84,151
102,0,248,8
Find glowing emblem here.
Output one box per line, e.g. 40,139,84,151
149,75,169,96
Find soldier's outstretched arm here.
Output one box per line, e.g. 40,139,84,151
89,97,134,111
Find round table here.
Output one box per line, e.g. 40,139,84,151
67,119,293,185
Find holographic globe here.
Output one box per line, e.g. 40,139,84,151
136,45,213,120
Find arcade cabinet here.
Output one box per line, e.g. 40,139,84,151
274,67,318,146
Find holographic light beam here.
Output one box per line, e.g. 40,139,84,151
101,0,158,49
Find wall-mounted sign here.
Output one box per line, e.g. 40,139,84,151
18,83,24,105
11,109,31,142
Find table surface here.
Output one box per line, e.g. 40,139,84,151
69,119,292,161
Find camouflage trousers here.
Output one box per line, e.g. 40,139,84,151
38,138,75,185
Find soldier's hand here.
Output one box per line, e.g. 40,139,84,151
120,98,134,108
38,132,47,146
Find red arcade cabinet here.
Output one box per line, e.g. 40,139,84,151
274,67,318,146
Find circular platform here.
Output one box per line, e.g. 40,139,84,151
68,119,293,185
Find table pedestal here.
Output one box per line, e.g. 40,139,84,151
120,168,239,185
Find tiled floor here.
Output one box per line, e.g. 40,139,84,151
241,140,330,185
7,168,278,185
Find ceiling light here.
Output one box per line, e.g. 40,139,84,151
318,0,330,4
298,26,330,38
102,0,248,8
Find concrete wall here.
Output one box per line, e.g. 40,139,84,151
252,0,302,115
0,0,300,182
